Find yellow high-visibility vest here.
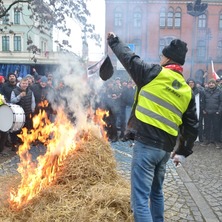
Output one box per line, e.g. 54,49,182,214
135,68,192,136
0,94,5,106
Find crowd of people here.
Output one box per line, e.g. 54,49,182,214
0,66,138,155
0,69,58,154
186,77,222,149
1,66,222,156
97,77,136,142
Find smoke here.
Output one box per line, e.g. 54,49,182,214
48,53,104,131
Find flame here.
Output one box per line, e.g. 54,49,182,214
93,108,109,141
38,100,49,108
9,107,109,210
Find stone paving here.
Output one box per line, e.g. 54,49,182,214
0,141,221,222
112,141,221,222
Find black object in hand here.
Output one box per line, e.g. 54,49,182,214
99,55,114,81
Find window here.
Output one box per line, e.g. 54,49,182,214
159,8,166,28
133,9,142,28
198,14,207,29
175,8,181,28
14,36,21,51
41,40,47,52
167,7,174,28
159,39,165,55
2,15,9,24
2,36,10,51
114,8,123,27
166,37,174,45
218,40,222,58
159,37,174,55
14,10,20,24
197,40,206,58
219,13,222,30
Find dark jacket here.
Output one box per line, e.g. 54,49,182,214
12,86,33,116
108,36,198,157
31,83,55,115
203,86,222,114
1,81,17,102
186,78,204,115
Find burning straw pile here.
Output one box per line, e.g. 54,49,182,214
0,132,133,221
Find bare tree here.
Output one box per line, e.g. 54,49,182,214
0,0,102,48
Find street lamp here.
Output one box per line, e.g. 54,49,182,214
206,28,212,71
187,0,208,78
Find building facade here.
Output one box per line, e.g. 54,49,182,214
0,0,60,76
105,0,222,83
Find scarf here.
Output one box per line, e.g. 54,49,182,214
164,64,183,74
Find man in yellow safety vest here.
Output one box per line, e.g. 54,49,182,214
107,32,199,222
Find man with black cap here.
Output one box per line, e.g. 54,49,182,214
107,32,198,222
1,73,17,102
201,78,222,148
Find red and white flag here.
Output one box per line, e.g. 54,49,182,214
211,60,220,80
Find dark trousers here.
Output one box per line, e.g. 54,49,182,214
204,113,221,142
103,109,118,140
0,131,7,152
10,114,33,146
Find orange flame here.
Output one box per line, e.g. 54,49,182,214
9,107,109,210
93,108,109,141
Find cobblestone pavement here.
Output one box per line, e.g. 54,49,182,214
112,141,221,222
182,143,222,222
0,141,221,222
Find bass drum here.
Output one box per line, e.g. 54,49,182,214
0,104,25,132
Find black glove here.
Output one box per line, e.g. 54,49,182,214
121,129,135,142
176,135,194,157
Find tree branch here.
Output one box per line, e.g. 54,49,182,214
0,0,31,18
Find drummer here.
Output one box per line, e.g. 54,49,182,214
0,94,8,156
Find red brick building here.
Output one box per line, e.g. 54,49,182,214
105,0,222,83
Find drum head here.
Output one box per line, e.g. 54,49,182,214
0,105,13,132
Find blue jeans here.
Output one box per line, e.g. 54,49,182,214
131,141,171,222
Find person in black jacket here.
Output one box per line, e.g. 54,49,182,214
186,78,204,142
10,77,35,151
1,73,17,102
1,73,18,148
31,76,54,118
107,32,198,222
201,78,222,148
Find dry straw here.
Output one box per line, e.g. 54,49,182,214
0,131,133,222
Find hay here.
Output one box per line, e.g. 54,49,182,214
0,132,133,222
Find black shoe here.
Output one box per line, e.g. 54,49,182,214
119,132,125,140
121,137,127,142
110,136,118,143
215,142,221,149
201,141,210,146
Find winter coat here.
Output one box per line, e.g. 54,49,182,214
107,35,198,157
203,86,222,114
